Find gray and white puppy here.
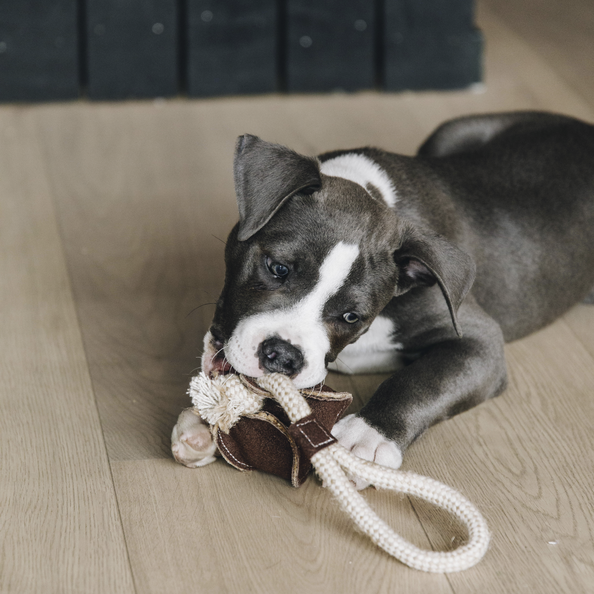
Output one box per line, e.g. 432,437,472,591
172,111,594,487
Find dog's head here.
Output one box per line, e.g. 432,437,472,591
203,135,475,388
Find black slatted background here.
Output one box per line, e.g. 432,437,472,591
0,0,482,102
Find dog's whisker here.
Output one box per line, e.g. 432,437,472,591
213,346,226,361
186,302,217,318
334,356,354,374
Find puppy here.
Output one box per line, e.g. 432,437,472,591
172,111,594,487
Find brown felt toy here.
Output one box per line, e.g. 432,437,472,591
189,372,352,487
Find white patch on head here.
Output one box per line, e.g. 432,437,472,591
320,153,398,207
225,242,360,388
328,315,404,374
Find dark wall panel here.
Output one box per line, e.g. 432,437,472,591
384,0,482,91
187,0,277,97
286,0,375,93
0,0,484,102
0,0,78,102
86,0,178,100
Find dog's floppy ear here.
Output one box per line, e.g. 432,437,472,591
394,224,476,337
234,134,321,241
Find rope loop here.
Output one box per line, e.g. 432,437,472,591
191,372,491,572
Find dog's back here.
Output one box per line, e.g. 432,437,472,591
415,112,594,340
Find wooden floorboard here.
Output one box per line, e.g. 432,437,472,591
485,0,594,106
406,319,594,593
0,112,135,593
110,459,455,594
2,0,594,592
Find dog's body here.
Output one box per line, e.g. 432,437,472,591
172,112,594,484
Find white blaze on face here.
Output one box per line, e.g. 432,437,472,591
225,242,360,388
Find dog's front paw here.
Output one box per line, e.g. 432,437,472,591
171,408,218,468
332,414,402,490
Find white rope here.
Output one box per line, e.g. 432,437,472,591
189,372,490,572
189,373,264,433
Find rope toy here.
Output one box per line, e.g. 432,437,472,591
188,372,491,573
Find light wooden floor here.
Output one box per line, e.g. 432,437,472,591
2,1,594,592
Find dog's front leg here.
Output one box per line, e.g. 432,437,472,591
333,300,507,489
171,408,218,468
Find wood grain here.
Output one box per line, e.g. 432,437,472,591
110,459,453,594
404,319,594,594
485,0,594,106
0,110,135,593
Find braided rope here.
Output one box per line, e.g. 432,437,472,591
190,372,490,572
189,373,265,433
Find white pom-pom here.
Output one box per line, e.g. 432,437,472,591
188,372,226,425
187,372,265,432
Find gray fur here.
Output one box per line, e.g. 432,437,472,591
209,111,594,456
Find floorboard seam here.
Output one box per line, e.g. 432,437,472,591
36,130,141,594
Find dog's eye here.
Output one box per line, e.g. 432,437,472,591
266,258,290,279
342,312,359,324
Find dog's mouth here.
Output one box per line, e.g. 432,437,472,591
210,347,235,376
203,330,237,378
203,327,324,389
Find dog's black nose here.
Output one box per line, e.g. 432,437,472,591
258,337,305,376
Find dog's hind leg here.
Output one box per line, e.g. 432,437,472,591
417,112,570,158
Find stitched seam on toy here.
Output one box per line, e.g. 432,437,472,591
331,407,343,426
294,418,334,448
217,435,253,470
